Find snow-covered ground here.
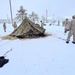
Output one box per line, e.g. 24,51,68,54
0,23,75,75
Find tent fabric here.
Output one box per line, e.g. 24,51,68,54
10,17,45,38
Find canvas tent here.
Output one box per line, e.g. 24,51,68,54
10,17,45,38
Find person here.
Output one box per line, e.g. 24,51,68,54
13,21,17,30
64,18,70,33
3,22,7,32
40,20,45,28
0,56,9,68
62,20,65,26
58,20,60,26
66,15,75,44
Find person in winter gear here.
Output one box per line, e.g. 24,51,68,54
64,18,70,33
62,20,65,26
3,22,7,32
66,15,75,44
13,21,17,30
40,21,44,28
58,20,60,26
0,56,9,68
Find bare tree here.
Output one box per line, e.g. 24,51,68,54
15,6,27,21
29,12,39,23
35,14,39,23
41,15,46,23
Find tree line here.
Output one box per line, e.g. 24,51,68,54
15,6,46,23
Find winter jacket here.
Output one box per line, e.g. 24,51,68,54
66,18,75,42
69,19,75,30
64,20,70,30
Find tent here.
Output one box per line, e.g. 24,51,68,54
10,17,45,38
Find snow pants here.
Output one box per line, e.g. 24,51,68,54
67,30,75,42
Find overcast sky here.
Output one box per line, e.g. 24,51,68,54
0,0,75,19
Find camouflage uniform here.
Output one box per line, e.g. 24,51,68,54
66,15,75,44
3,23,6,32
13,22,17,30
64,19,70,33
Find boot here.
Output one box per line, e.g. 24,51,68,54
72,41,75,44
66,41,69,44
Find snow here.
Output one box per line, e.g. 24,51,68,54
0,23,75,75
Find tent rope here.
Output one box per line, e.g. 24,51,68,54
3,48,13,57
52,35,66,41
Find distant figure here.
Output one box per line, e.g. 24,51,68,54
58,20,60,26
13,22,17,30
40,20,44,28
49,24,51,26
64,18,70,33
3,22,6,32
66,15,75,44
62,20,65,26
0,56,9,68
